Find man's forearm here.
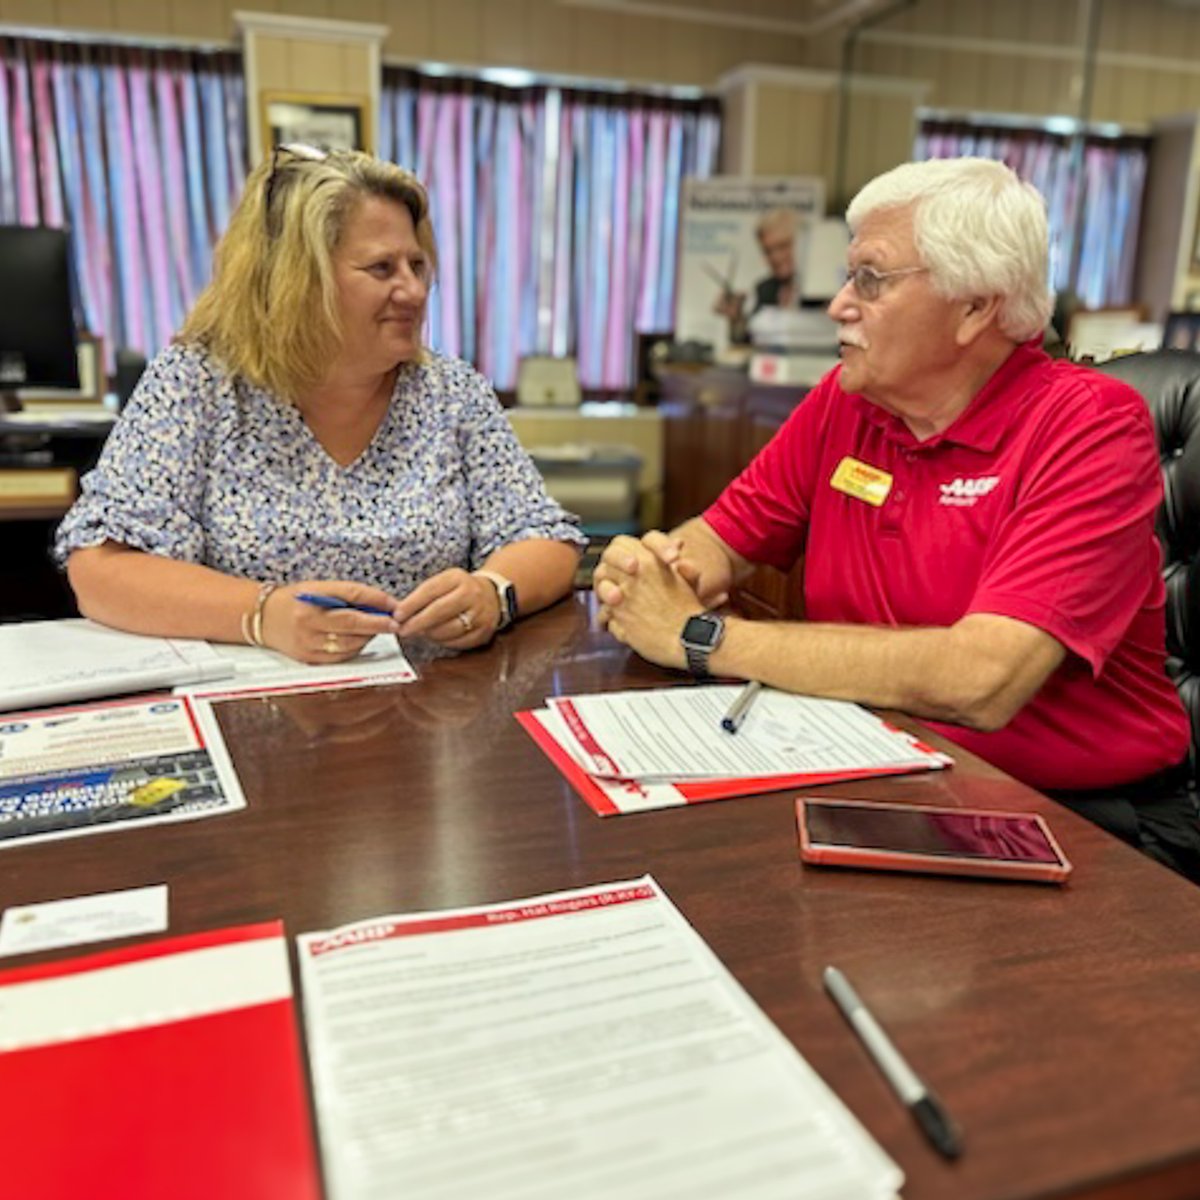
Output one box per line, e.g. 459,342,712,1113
710,612,1063,732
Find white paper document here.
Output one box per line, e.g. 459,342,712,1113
0,619,232,712
177,635,416,699
0,884,168,958
551,686,949,781
298,877,902,1200
0,694,245,849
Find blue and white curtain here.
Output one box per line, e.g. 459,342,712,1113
0,36,246,365
380,69,721,390
916,118,1148,310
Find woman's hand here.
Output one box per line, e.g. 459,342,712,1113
261,579,402,664
394,568,501,649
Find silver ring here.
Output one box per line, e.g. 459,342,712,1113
457,610,474,633
323,632,339,653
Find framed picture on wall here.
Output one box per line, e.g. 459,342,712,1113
260,92,369,153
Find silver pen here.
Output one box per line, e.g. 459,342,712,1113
823,965,963,1160
720,680,762,734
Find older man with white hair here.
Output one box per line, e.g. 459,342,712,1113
596,156,1200,880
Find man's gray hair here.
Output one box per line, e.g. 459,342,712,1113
846,157,1054,342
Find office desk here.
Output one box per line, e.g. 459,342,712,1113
5,594,1200,1199
0,410,113,619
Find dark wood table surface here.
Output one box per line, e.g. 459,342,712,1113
6,593,1200,1200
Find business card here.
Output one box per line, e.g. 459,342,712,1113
0,884,168,957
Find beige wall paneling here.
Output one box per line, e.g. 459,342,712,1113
717,65,924,208
840,84,919,204
168,1,232,41
1179,130,1200,308
254,34,291,92
429,0,484,65
0,0,61,25
570,6,622,79
519,0,572,74
1134,117,1196,322
340,42,372,93
338,0,385,26
279,0,330,19
288,38,347,91
759,85,829,179
621,15,669,85
56,0,114,31
237,10,387,161
113,0,166,36
662,20,715,89
481,0,533,71
719,83,747,175
381,0,432,64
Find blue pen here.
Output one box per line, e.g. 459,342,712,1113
295,592,394,618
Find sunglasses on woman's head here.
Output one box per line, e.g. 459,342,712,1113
263,143,330,224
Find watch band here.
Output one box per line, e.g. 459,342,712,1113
473,570,518,630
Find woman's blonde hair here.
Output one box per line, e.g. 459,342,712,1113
179,148,437,400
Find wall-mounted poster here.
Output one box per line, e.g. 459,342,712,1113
675,176,832,354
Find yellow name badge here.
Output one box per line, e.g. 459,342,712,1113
830,456,893,507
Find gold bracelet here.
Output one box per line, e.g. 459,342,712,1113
249,582,279,648
240,610,255,647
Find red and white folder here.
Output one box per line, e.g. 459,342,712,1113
517,700,950,817
0,921,321,1200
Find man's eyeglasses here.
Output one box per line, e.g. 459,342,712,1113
843,264,928,302
264,142,329,225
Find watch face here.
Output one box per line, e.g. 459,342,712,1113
499,581,518,625
682,614,722,650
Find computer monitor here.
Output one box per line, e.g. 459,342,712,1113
0,226,79,411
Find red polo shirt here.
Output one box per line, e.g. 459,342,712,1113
705,341,1189,791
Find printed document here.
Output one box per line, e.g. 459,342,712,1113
0,619,232,712
298,877,902,1200
550,686,947,781
0,694,244,848
177,635,416,699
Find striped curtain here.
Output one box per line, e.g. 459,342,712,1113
916,119,1148,310
380,69,720,390
0,36,246,364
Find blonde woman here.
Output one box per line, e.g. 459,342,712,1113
57,147,584,662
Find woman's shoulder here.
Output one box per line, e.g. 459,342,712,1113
119,342,247,438
137,341,239,400
410,350,494,399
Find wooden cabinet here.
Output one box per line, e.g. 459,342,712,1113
658,366,807,620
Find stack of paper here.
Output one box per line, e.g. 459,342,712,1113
0,619,233,712
175,634,416,699
519,685,951,815
299,878,902,1200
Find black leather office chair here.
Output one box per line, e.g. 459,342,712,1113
1094,350,1200,777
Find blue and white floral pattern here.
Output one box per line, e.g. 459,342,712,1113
55,343,585,594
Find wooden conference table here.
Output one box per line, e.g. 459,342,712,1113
7,593,1200,1200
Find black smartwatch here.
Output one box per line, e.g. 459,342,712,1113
474,570,519,631
681,611,725,679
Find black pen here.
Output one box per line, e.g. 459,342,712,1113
823,965,963,1160
720,681,762,734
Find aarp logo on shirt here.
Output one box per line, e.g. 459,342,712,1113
939,475,1001,507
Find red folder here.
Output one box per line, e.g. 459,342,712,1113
517,708,946,816
0,921,321,1200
